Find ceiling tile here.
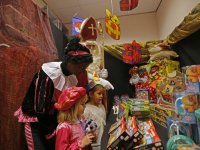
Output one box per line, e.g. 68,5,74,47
77,0,109,5
53,6,85,24
45,0,79,10
81,1,112,19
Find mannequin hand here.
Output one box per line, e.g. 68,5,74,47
99,68,108,79
81,133,95,148
100,78,114,90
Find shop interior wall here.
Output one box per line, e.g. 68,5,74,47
65,12,160,45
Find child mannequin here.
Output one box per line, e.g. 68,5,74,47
55,86,97,150
84,73,106,150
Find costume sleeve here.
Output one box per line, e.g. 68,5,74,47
22,69,57,136
22,69,54,114
56,126,81,150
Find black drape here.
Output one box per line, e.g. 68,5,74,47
105,51,139,113
172,28,200,68
50,21,68,61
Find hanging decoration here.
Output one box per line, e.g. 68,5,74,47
72,16,84,38
120,0,139,11
122,40,141,64
105,9,120,40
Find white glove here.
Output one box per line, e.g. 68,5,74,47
99,68,108,79
88,73,114,90
99,77,114,90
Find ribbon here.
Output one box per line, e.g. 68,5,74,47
106,9,120,25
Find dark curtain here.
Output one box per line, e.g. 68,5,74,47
105,51,136,113
50,21,68,61
172,28,200,69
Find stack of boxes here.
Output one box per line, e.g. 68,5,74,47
128,98,150,121
150,104,175,127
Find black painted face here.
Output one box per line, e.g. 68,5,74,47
68,62,91,76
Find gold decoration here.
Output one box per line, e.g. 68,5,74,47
167,2,200,44
103,40,166,63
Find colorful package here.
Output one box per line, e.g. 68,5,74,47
139,120,155,134
107,123,130,150
137,128,162,147
173,92,198,124
156,73,184,109
135,89,149,100
119,0,139,11
119,101,130,119
123,116,143,150
135,85,157,104
105,9,120,40
148,60,180,84
182,65,200,92
108,116,126,135
128,99,150,105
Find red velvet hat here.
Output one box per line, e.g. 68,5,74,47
54,87,86,110
80,16,97,42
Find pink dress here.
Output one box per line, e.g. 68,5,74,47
55,115,86,150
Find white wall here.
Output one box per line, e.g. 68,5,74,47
157,0,200,40
65,12,159,45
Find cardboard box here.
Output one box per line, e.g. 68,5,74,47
150,104,175,117
135,128,163,149
108,116,126,135
128,99,150,105
107,123,130,150
123,117,143,150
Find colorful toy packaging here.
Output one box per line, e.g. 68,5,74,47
105,9,120,40
182,65,200,93
150,104,175,117
130,105,150,120
151,104,175,127
135,84,157,104
148,59,180,84
108,116,126,135
173,92,198,124
128,99,150,106
156,72,184,109
138,120,155,134
119,101,130,120
135,128,164,150
107,122,130,150
135,89,149,100
123,116,144,150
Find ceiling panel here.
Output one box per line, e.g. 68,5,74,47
77,0,109,5
45,0,79,10
53,6,85,24
81,1,112,19
41,0,162,23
